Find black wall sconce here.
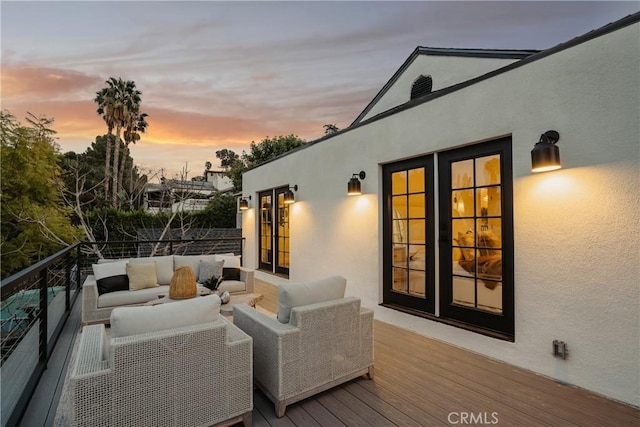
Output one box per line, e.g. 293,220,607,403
348,171,366,195
239,195,251,211
284,185,298,204
531,130,561,173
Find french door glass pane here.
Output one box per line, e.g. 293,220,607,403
450,156,503,314
451,159,473,189
409,270,426,297
260,194,272,265
390,166,427,299
392,171,407,194
392,196,408,218
476,186,501,217
408,168,425,193
277,193,290,269
475,155,501,186
452,189,473,218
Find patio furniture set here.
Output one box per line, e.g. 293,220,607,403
69,255,374,426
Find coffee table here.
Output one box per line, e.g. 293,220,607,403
219,293,264,316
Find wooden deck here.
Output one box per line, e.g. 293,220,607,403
21,281,640,426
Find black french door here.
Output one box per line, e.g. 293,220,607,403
438,137,514,338
382,155,435,314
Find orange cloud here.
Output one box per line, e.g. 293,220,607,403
1,64,102,100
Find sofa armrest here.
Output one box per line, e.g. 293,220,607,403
233,304,298,397
239,267,254,293
81,275,100,324
71,324,110,378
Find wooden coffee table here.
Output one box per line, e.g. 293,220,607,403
219,293,264,316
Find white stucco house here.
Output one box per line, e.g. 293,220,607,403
240,13,640,406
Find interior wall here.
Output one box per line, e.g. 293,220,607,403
242,22,640,406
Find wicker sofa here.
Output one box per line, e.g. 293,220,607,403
233,276,374,417
69,295,253,427
82,254,254,325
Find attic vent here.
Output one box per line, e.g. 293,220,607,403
411,75,433,100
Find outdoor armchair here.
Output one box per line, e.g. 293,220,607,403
69,296,253,427
233,296,374,417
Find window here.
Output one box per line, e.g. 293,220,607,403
258,186,291,276
383,137,514,339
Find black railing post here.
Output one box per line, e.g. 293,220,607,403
77,244,82,292
65,252,71,311
39,268,48,365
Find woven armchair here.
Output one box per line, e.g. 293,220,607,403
69,317,253,427
233,297,374,417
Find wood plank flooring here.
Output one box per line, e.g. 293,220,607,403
20,282,640,426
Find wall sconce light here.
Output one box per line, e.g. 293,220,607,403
348,171,366,195
531,130,561,173
283,185,298,204
239,195,251,211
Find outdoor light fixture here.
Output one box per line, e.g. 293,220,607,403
239,196,251,211
283,185,298,204
531,130,561,173
348,171,366,195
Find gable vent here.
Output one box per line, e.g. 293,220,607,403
411,75,433,100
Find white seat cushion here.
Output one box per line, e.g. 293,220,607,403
277,276,347,323
214,254,242,268
110,294,221,338
217,280,246,294
98,285,170,308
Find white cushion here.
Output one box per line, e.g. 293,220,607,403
98,285,170,308
92,260,128,279
97,258,128,264
126,262,159,291
174,255,217,278
217,280,246,294
129,256,174,285
215,254,241,268
277,276,347,323
110,294,221,338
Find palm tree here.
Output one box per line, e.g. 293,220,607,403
118,111,148,201
94,80,117,203
94,78,143,207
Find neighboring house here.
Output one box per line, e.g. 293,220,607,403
241,14,640,407
144,170,234,213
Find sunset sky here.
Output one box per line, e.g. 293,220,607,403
2,1,639,180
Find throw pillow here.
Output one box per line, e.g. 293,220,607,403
277,275,347,323
126,262,159,291
222,267,241,281
92,261,129,295
174,255,217,279
215,254,241,268
198,259,224,283
110,294,221,338
128,256,174,285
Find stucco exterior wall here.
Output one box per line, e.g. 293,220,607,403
361,54,522,122
242,22,640,406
